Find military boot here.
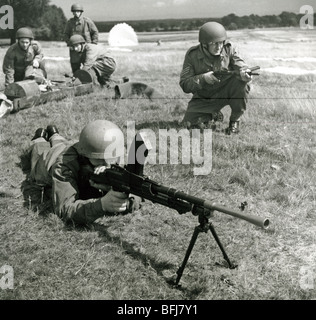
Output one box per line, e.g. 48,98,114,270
213,111,224,122
31,128,48,141
226,121,240,135
46,125,59,140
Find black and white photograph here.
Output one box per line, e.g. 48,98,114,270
0,0,315,306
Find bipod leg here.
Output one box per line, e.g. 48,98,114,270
208,222,237,269
175,225,202,286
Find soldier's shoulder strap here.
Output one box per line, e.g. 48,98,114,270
186,44,200,54
82,16,95,26
184,44,201,59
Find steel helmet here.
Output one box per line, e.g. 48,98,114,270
16,27,34,40
77,120,125,160
71,4,84,12
69,34,85,46
199,22,227,44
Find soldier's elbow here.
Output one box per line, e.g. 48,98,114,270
180,83,191,94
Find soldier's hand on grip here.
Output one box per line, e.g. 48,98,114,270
203,71,220,85
240,68,252,82
101,189,129,213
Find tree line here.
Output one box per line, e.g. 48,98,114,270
0,0,67,43
0,0,315,43
95,11,315,32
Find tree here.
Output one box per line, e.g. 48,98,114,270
222,13,241,29
279,11,298,27
227,22,238,30
37,5,67,41
0,0,50,43
0,0,67,42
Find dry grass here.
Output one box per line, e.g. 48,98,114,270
0,27,315,300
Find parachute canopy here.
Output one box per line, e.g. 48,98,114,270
108,23,138,47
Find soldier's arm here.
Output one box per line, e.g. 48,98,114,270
179,51,208,94
63,21,72,46
82,44,99,70
229,44,248,73
2,47,15,86
88,19,99,44
32,41,44,63
52,159,107,225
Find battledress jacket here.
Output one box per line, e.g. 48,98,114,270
52,143,107,225
179,41,248,99
71,43,116,76
2,41,44,86
64,16,99,45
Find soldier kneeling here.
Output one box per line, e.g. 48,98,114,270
68,35,116,87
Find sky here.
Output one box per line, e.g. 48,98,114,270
49,0,314,21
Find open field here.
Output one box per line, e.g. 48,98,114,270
0,27,316,301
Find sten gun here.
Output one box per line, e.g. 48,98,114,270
91,132,270,285
214,66,260,78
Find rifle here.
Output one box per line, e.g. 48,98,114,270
214,66,260,78
91,132,270,285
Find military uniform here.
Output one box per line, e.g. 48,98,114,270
71,43,116,85
2,41,46,86
64,16,99,45
64,15,99,73
28,136,109,225
179,41,250,124
28,120,141,224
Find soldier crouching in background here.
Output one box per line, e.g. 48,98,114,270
2,27,47,87
68,35,116,86
27,120,141,225
179,22,253,134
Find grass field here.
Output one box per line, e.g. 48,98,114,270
0,27,316,301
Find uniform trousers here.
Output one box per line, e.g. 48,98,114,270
183,76,250,124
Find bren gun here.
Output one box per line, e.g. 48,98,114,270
90,132,270,285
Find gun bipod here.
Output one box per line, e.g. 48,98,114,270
174,211,237,286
